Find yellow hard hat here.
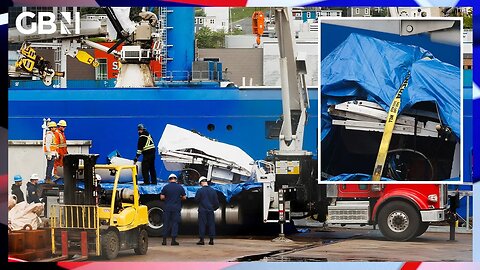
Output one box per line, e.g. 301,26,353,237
48,121,57,128
58,120,67,127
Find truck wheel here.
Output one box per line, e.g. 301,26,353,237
378,201,420,241
416,222,430,237
146,200,164,236
102,230,120,260
134,229,148,255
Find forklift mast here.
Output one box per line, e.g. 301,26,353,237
63,154,99,205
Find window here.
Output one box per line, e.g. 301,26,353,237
95,59,108,80
199,18,204,25
355,8,360,15
209,19,215,24
365,8,370,15
222,22,226,26
337,11,341,16
307,12,311,18
326,12,331,16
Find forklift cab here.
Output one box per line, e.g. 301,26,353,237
52,154,149,260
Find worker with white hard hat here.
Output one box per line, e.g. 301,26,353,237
160,173,186,246
195,176,219,245
26,173,41,203
54,119,68,178
11,175,25,203
43,120,59,183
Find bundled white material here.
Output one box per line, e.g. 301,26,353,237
158,124,254,178
8,201,44,231
97,156,142,183
9,195,16,210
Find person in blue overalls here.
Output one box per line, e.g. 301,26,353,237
195,176,220,245
160,173,186,246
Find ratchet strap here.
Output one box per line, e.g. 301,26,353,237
372,72,411,181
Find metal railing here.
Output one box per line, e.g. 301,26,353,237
50,204,100,255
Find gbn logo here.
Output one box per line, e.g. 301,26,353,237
16,12,81,35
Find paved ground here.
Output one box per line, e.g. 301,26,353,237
105,227,472,262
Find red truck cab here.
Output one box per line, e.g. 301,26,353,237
327,184,448,241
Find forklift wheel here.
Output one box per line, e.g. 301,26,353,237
102,230,120,260
134,229,149,255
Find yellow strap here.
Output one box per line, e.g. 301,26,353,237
372,73,410,181
76,50,100,68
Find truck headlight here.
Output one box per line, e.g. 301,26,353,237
428,194,438,203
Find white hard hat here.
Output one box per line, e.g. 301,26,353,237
30,173,40,180
198,176,208,183
95,174,102,181
168,173,177,180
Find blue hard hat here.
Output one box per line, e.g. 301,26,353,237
14,175,23,182
137,123,145,130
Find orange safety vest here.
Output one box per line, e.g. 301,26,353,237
43,130,58,152
56,129,67,154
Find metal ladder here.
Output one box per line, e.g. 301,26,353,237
159,7,172,81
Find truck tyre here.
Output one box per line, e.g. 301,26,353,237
134,229,148,255
377,200,420,241
102,230,120,260
145,200,164,237
416,222,430,237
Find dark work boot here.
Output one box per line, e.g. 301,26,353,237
196,238,205,245
162,238,167,245
209,238,214,245
171,237,179,246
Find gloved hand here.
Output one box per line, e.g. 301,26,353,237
133,157,138,164
53,151,58,158
46,153,52,160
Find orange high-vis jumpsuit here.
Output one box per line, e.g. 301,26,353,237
53,129,65,175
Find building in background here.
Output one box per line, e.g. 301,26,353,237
195,7,229,32
347,7,371,17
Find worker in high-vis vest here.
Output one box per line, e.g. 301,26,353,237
134,123,157,185
54,119,68,178
44,121,59,183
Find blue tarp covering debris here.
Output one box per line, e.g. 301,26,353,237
321,33,461,141
321,34,460,181
43,179,262,202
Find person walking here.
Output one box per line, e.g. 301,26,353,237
195,176,220,245
11,175,25,203
54,120,68,178
160,174,186,245
134,124,157,185
44,121,58,183
26,174,41,204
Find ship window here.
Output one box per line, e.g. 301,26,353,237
207,124,215,131
95,59,108,80
355,8,360,15
226,125,233,131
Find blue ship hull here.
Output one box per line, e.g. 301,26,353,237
9,86,319,181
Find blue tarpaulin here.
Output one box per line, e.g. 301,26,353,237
321,34,460,181
321,33,461,141
43,179,262,202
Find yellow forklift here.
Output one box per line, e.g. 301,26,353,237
49,154,149,260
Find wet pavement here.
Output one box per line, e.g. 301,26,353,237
104,226,472,262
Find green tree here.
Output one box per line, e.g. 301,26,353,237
195,8,206,17
196,27,225,48
463,15,472,29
